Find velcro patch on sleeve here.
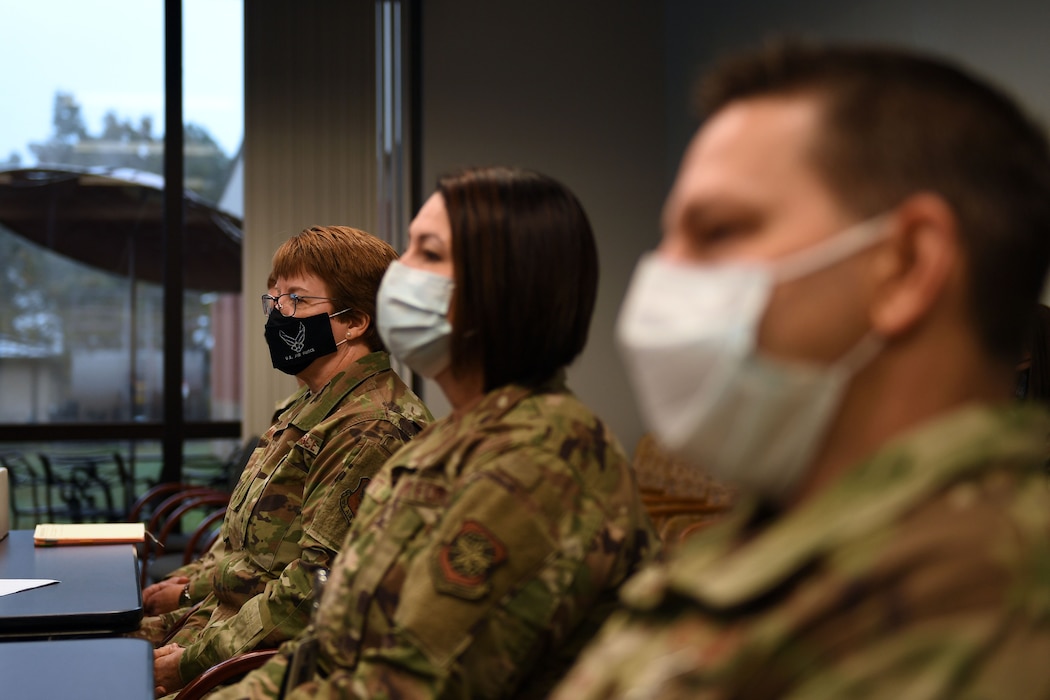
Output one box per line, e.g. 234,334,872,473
432,520,508,601
339,476,372,525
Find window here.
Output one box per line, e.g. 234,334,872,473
0,0,244,515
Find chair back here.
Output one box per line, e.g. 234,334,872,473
37,450,131,522
134,484,230,586
632,433,736,548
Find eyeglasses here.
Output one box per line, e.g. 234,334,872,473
261,292,337,317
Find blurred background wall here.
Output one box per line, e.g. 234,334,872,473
417,0,1050,455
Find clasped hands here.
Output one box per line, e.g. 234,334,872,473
154,643,186,698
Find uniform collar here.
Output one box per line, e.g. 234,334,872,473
456,370,568,427
372,371,570,491
288,351,392,432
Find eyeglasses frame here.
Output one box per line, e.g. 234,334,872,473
261,292,338,317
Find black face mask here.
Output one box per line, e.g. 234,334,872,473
263,309,338,375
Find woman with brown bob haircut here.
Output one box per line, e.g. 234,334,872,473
442,166,600,390
210,168,658,700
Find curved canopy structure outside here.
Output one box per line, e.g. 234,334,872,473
0,167,243,293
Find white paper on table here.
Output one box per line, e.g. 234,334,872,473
0,579,60,596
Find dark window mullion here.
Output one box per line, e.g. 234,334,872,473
162,0,185,483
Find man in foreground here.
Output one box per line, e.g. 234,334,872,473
555,41,1050,698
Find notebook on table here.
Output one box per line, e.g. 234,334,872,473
32,522,144,546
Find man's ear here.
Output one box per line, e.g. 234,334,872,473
339,311,371,343
868,192,960,338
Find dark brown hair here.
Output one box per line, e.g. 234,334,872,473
698,40,1050,363
437,166,598,391
270,225,397,352
1018,304,1050,403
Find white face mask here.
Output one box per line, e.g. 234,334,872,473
616,215,888,500
377,260,455,378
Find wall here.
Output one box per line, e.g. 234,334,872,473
419,0,667,454
241,1,377,437
665,0,1050,301
664,0,1050,179
241,0,1050,447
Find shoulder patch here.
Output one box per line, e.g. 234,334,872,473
432,520,507,601
339,476,372,524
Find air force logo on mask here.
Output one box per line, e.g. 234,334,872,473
279,322,307,353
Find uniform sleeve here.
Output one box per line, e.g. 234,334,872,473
283,445,628,700
163,557,202,583
177,420,406,682
171,538,224,602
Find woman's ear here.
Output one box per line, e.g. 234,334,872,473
868,192,959,338
339,311,371,343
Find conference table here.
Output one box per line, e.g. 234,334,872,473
1,637,154,699
0,529,143,637
0,529,152,698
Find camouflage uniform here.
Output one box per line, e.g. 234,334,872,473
553,403,1050,700
134,539,225,644
160,352,431,685
170,537,224,602
210,374,659,699
139,385,311,643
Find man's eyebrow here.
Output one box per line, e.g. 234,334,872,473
679,198,760,226
668,200,716,230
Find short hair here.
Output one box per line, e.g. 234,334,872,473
270,225,397,352
437,166,599,391
698,40,1050,363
